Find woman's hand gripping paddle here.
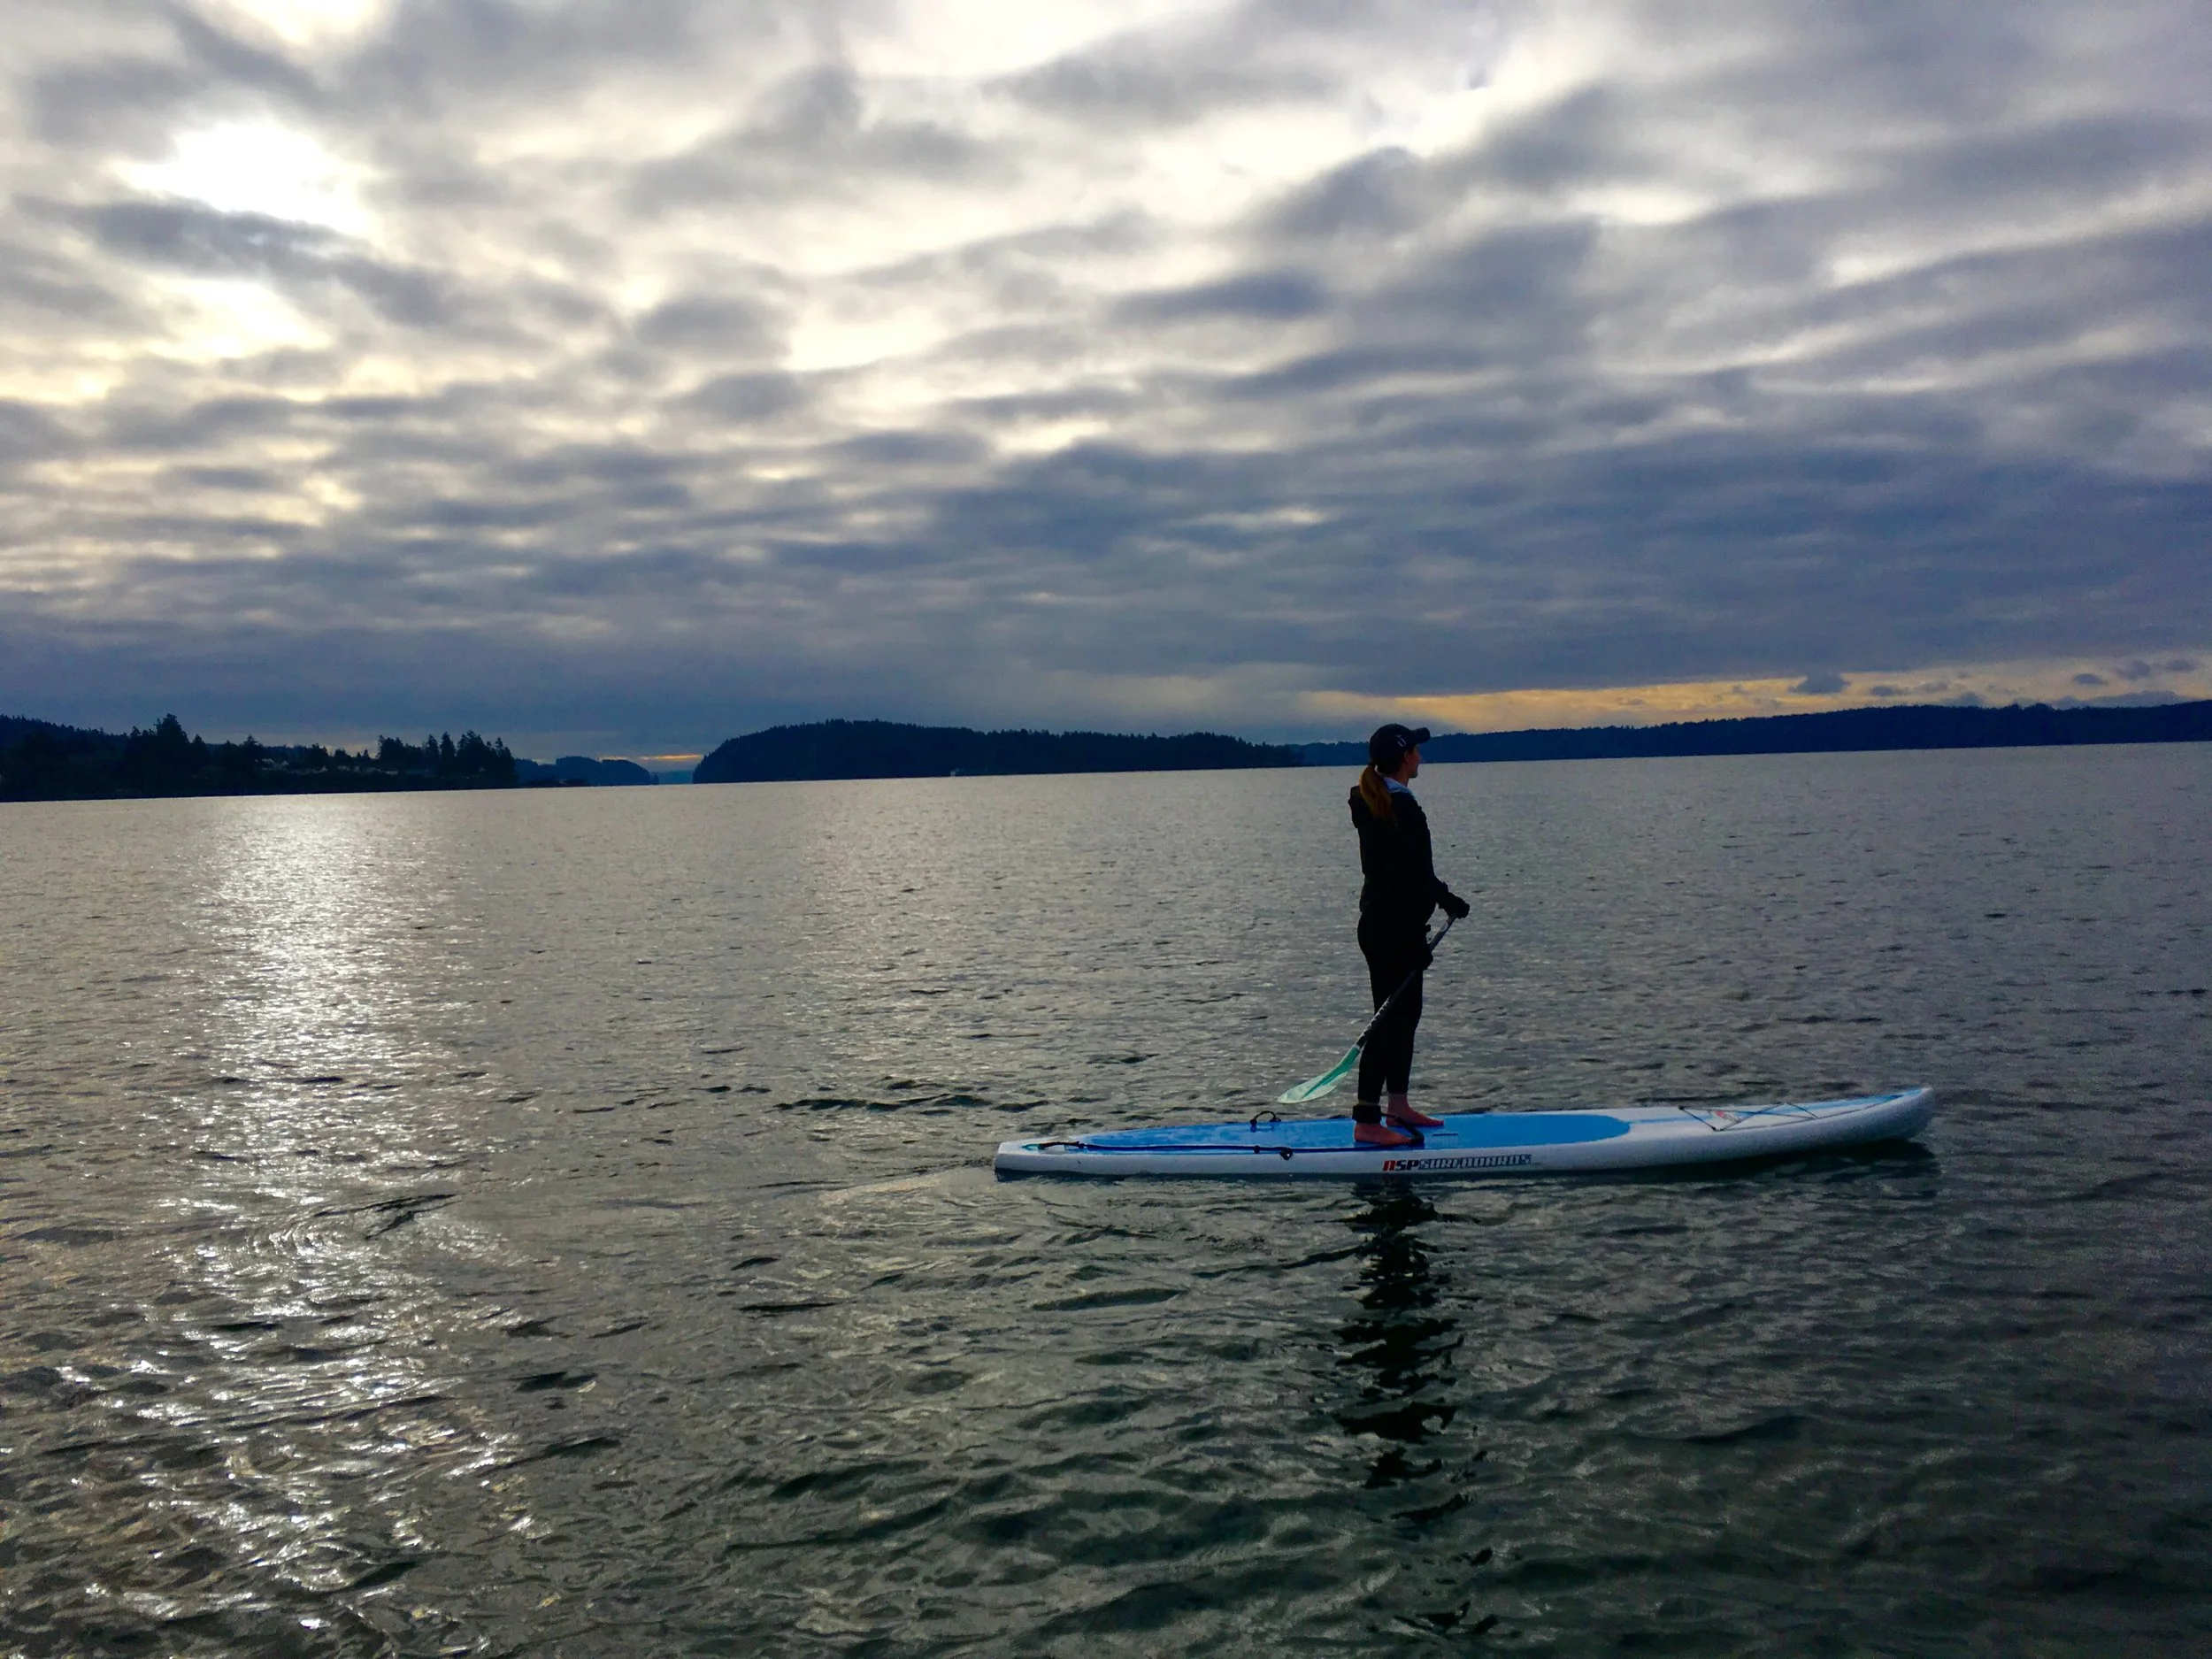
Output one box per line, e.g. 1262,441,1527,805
1277,917,1455,1104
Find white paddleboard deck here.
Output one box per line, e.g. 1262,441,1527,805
995,1087,1933,1179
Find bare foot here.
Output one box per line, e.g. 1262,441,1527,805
1386,1103,1445,1129
1355,1120,1418,1148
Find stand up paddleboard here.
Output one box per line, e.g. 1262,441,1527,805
995,1087,1933,1179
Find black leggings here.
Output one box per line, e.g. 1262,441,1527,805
1355,918,1425,1117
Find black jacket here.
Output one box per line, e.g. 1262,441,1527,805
1349,785,1461,933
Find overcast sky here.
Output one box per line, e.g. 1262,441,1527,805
3,0,2208,757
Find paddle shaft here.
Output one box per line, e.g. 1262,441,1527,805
1348,914,1454,1055
1277,916,1458,1102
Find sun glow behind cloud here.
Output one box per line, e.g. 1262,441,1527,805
127,119,372,236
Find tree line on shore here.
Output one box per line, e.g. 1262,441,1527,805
0,713,518,801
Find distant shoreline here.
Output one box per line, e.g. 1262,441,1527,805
7,701,2207,802
0,712,687,803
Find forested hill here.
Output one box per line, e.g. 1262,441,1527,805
1298,700,2212,766
694,719,1302,783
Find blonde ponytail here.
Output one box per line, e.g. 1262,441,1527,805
1357,763,1395,822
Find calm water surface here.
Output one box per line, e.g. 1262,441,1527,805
3,749,2208,1655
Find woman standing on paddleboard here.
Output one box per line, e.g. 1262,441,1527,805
1348,724,1471,1148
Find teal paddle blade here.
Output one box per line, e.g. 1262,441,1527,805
1278,1043,1361,1104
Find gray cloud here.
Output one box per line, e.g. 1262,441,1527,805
55,198,460,327
1,0,2208,751
1118,270,1330,322
632,293,780,353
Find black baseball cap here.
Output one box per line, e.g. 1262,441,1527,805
1367,723,1432,769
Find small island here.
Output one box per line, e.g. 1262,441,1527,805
517,756,657,787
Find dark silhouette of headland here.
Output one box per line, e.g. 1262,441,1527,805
695,719,1301,782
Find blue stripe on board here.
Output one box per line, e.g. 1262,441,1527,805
1073,1112,1632,1152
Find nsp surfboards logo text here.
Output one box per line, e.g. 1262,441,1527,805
1380,1152,1536,1172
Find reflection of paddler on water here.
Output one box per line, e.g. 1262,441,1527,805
1336,1186,1458,1455
1348,725,1472,1149
1331,1186,1502,1635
